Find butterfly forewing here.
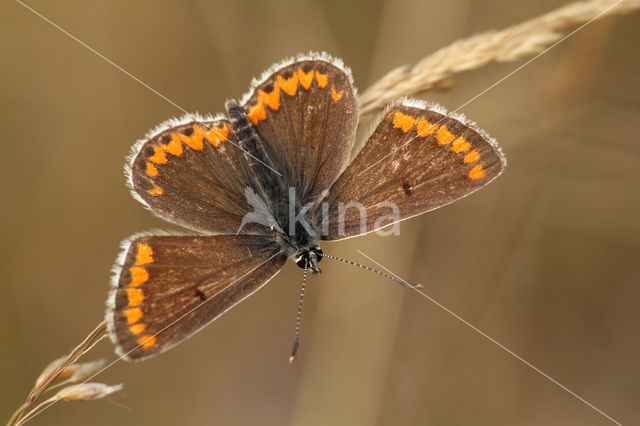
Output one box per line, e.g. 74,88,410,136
241,54,358,202
322,100,506,239
107,234,286,361
129,118,265,235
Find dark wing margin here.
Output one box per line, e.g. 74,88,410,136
106,233,286,361
240,52,358,203
321,99,507,240
127,114,266,235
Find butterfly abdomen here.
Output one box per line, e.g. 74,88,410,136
226,100,274,171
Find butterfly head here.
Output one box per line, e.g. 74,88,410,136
293,245,323,274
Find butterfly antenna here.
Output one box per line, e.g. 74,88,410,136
322,253,422,290
289,264,308,364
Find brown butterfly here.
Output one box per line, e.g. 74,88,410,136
106,52,506,361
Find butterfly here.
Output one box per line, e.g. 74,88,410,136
106,52,506,361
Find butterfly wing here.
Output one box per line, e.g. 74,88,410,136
240,53,358,202
128,116,267,235
106,234,286,361
322,99,506,239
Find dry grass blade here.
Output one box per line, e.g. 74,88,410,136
7,321,112,426
25,321,108,404
358,0,640,116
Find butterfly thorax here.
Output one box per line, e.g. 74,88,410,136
274,210,323,273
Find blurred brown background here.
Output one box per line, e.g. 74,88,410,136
2,0,639,425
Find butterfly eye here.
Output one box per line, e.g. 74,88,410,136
295,253,309,269
314,247,323,263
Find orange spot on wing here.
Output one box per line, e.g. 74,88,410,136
129,266,149,286
277,74,298,96
467,164,487,180
135,243,154,265
316,72,328,88
124,307,143,324
178,126,204,150
149,146,168,164
126,288,144,306
416,117,438,137
259,83,281,111
207,137,220,148
177,133,190,144
147,183,163,196
463,150,480,164
451,137,472,153
145,162,159,177
163,134,184,156
392,112,417,133
331,84,344,103
137,334,157,351
247,102,266,125
298,68,315,89
205,126,228,147
129,323,147,336
436,125,456,146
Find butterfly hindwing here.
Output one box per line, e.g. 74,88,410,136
322,99,506,239
241,54,358,202
106,234,286,361
128,117,265,235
